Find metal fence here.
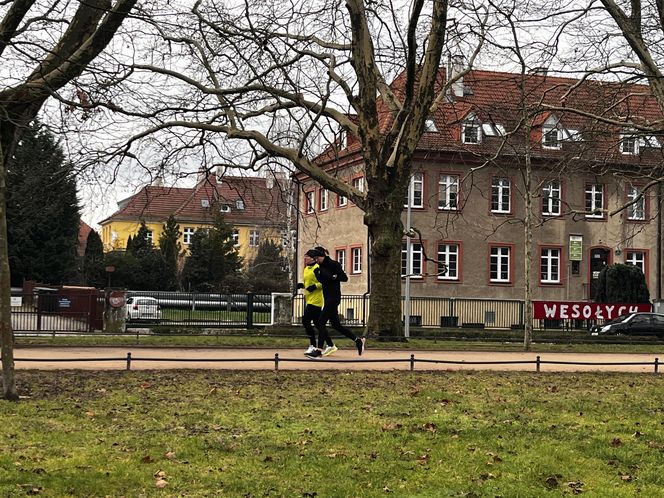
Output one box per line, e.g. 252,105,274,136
126,291,273,328
11,289,602,332
292,295,596,331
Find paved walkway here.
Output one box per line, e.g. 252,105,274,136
10,346,664,373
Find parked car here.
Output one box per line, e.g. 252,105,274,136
590,312,664,337
126,296,161,322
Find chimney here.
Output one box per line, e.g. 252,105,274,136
447,54,465,98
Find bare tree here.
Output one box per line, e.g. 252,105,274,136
83,0,493,337
0,0,137,401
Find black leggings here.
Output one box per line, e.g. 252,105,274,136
302,304,321,346
317,301,356,349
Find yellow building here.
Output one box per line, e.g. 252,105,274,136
99,173,290,265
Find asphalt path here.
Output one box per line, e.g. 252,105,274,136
10,346,664,373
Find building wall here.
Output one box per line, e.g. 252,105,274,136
101,219,283,266
297,161,660,301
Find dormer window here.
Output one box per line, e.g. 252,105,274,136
235,199,245,210
220,204,231,213
462,115,481,144
621,133,638,155
542,127,561,149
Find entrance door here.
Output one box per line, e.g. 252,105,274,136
589,248,610,300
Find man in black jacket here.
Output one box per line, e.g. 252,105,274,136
305,247,365,358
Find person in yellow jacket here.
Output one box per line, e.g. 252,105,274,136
297,249,337,357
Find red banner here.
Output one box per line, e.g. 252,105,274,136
533,301,652,321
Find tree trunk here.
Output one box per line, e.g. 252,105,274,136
364,199,404,338
0,143,18,401
523,126,533,351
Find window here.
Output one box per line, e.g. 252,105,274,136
490,246,511,283
626,251,646,273
220,204,231,213
305,191,315,214
319,189,328,211
338,193,347,207
491,177,511,213
336,249,346,272
627,185,645,221
249,230,260,247
145,230,153,243
352,176,364,192
236,199,245,210
540,248,561,284
183,227,195,245
401,242,423,278
542,180,561,216
462,119,481,144
438,174,459,210
351,247,362,274
542,127,560,149
437,243,459,280
621,134,638,155
232,229,239,246
585,183,604,218
404,172,423,208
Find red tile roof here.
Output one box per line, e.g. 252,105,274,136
312,68,664,170
77,220,93,257
100,174,288,227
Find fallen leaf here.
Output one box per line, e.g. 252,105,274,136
381,423,402,431
85,411,95,417
621,474,632,482
155,478,168,489
154,470,167,479
423,423,437,432
164,451,176,460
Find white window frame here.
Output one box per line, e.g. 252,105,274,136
437,243,459,280
585,183,604,218
305,191,315,214
351,247,362,274
626,251,645,273
183,227,195,245
249,230,260,247
621,134,638,155
232,229,240,246
338,193,347,207
542,180,561,216
319,189,328,211
404,172,423,208
490,246,511,283
438,174,459,211
540,248,561,284
145,230,153,243
336,249,346,272
491,177,511,213
627,185,645,221
352,176,364,193
462,120,481,144
401,242,423,278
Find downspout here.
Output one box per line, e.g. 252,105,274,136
658,182,662,300
363,229,371,328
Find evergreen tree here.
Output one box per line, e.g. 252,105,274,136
83,229,105,288
181,214,242,292
129,221,152,257
245,240,290,293
595,264,650,304
158,215,181,290
7,122,80,286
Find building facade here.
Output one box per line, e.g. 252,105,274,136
100,172,292,265
297,69,663,302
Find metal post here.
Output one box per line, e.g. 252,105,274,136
126,352,132,371
536,355,541,373
404,178,413,339
274,353,279,371
410,353,415,371
655,357,659,374
246,292,254,329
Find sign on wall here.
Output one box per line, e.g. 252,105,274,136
569,235,583,261
533,301,652,321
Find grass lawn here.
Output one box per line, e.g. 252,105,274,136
1,370,663,497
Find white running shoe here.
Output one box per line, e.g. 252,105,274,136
304,345,316,355
322,345,338,357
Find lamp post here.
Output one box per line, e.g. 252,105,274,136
404,178,413,339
